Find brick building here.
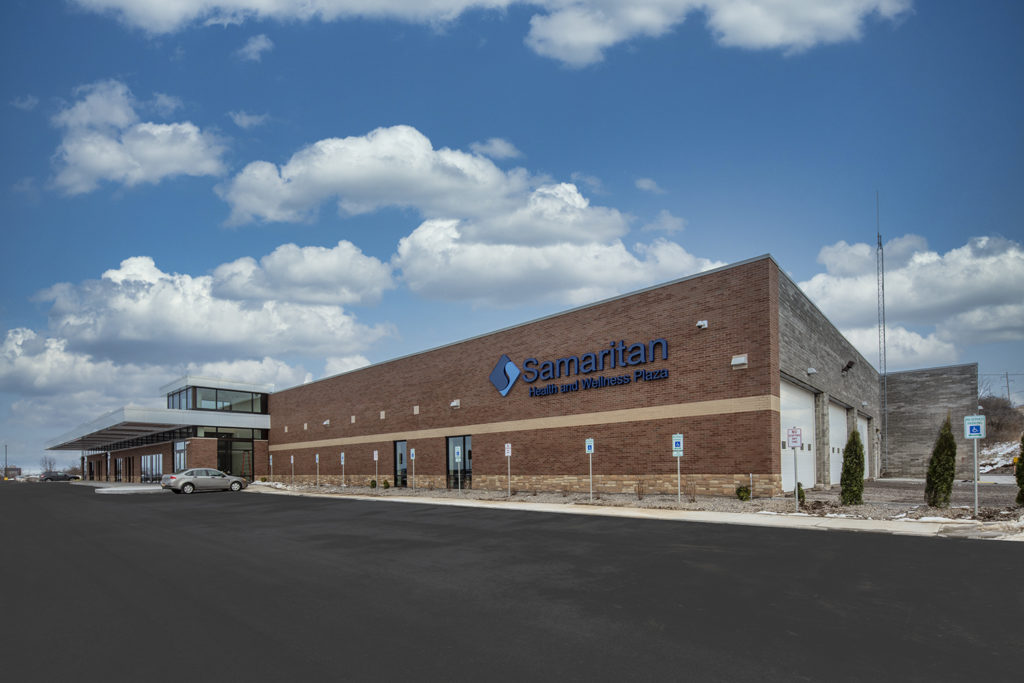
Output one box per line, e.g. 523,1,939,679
49,255,975,495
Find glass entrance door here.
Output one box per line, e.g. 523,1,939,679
394,441,408,487
446,435,472,489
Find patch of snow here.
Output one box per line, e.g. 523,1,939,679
979,441,1021,472
916,516,958,522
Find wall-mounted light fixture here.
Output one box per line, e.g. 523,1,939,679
806,367,817,375
450,399,461,408
731,354,748,369
861,401,868,407
696,320,709,329
841,360,856,375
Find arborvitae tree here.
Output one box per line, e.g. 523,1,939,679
1016,434,1024,507
925,417,957,507
840,430,865,505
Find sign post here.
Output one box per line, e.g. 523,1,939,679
340,452,345,487
373,449,378,488
269,453,273,482
290,454,294,486
315,452,320,488
672,433,684,503
505,443,512,498
585,438,595,501
964,415,986,517
410,448,416,490
787,428,802,512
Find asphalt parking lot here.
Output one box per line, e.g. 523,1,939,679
2,481,1020,682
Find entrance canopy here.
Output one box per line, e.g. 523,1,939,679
47,407,270,452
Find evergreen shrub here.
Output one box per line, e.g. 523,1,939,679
735,485,751,501
1015,434,1024,506
925,417,957,507
840,430,865,505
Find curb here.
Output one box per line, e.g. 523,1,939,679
245,486,1023,540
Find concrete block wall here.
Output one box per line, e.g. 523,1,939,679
884,363,978,478
777,273,881,485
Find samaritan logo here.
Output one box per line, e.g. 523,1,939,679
489,354,521,397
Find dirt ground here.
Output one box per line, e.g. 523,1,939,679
254,477,1024,522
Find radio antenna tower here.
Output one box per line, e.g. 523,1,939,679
876,191,887,474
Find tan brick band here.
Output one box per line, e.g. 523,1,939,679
270,394,779,453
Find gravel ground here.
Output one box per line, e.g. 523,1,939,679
252,478,1024,523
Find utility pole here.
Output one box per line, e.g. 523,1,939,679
876,191,887,475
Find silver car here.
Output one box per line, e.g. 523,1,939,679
160,468,247,494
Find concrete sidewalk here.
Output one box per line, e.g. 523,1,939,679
246,485,1024,541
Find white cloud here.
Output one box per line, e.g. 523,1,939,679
38,256,392,363
229,111,269,129
641,209,686,234
51,79,226,195
394,219,723,307
218,124,535,225
704,0,912,53
324,355,372,377
237,34,274,61
11,95,39,111
843,325,957,369
71,1,912,65
800,235,1024,369
221,123,723,306
151,92,183,116
186,357,312,390
470,137,522,159
635,177,665,194
212,240,395,305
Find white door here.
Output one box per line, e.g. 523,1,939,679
780,381,816,492
829,403,848,485
857,415,870,479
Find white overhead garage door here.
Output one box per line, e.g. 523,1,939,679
780,381,816,492
857,415,871,479
829,403,848,486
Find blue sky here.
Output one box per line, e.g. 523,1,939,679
2,1,1022,470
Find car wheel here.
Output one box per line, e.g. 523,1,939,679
229,481,242,492
182,482,196,494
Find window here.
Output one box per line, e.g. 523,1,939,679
141,454,163,482
185,387,267,413
174,441,187,472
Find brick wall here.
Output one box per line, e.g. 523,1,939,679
267,256,784,496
